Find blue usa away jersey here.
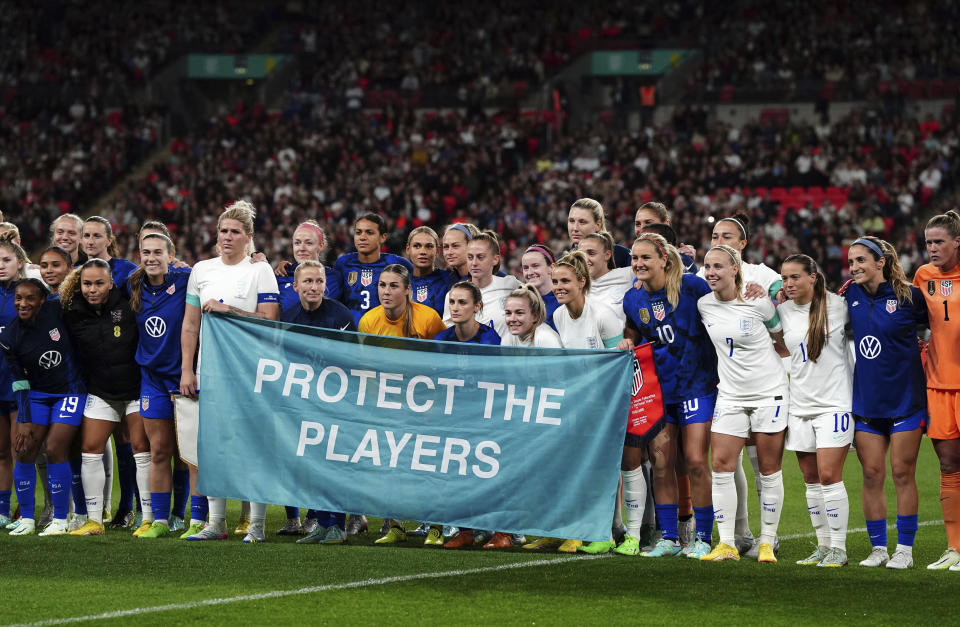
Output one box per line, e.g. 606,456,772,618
623,273,717,403
281,299,356,331
277,264,343,312
411,269,453,316
133,271,189,386
433,322,501,345
0,300,85,394
0,281,17,401
334,253,413,324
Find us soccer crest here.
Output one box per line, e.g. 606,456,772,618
141,397,149,411
111,309,123,323
886,299,898,313
347,271,358,286
941,280,954,297
652,302,666,321
928,280,937,296
631,354,644,396
166,284,176,295
416,285,428,302
639,308,650,324
49,328,60,341
360,269,374,287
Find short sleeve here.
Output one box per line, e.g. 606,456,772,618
757,298,782,331
254,262,280,304
186,267,200,307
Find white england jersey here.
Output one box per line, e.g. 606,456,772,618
779,292,853,417
697,293,788,405
501,324,563,348
698,261,781,296
588,266,635,323
187,257,279,312
442,274,519,337
554,299,622,350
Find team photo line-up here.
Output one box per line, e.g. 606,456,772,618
0,197,957,571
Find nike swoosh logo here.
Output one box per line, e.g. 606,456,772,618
340,324,350,330
826,508,838,512
893,421,905,427
762,502,776,506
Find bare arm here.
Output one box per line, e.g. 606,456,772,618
200,299,278,320
769,329,790,358
180,303,201,397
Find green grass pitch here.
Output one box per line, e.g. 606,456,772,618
0,442,952,626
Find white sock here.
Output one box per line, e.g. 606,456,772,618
102,442,114,511
249,502,266,527
759,470,784,546
81,453,105,524
612,475,624,530
641,462,655,526
734,450,752,538
621,467,646,538
822,481,849,551
746,445,761,499
208,496,226,527
804,482,829,547
712,471,737,546
133,452,153,522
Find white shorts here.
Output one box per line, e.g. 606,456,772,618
174,395,199,466
785,410,854,452
84,395,139,423
711,403,787,438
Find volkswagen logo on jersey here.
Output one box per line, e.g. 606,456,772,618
858,335,882,359
49,328,60,341
360,269,374,287
145,316,167,338
631,355,644,396
941,280,954,297
416,285,428,302
652,302,665,321
39,350,62,369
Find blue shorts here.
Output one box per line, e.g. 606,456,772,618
140,369,176,420
854,409,926,436
665,392,716,426
27,391,87,427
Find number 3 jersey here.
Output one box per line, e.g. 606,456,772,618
623,274,717,404
842,280,927,419
913,263,960,390
778,292,852,417
697,292,787,406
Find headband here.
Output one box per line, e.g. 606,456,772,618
524,244,554,265
718,217,747,239
851,238,885,259
708,245,740,266
296,223,325,243
637,234,667,259
449,223,473,240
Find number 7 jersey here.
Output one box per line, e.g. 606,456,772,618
913,263,960,390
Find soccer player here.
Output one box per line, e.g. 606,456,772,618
406,227,451,317
442,231,519,336
275,220,341,313
38,247,73,296
520,245,560,326
633,201,697,273
180,201,280,543
843,236,927,569
0,237,27,527
441,223,480,281
334,213,413,325
0,278,87,536
566,198,631,267
619,233,717,559
779,254,853,567
81,217,138,285
577,232,635,322
358,263,446,544
50,214,87,266
278,261,356,545
502,285,562,348
914,210,960,570
122,232,191,538
697,245,790,563
59,260,149,537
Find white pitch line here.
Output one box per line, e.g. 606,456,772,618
4,555,607,627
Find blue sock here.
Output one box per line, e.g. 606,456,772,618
69,457,86,516
151,491,171,523
305,509,319,521
0,489,10,517
190,494,208,523
285,506,299,519
655,504,678,541
329,512,346,530
866,518,887,547
172,469,189,518
48,461,72,520
693,506,714,543
115,442,135,512
897,514,919,547
14,463,35,519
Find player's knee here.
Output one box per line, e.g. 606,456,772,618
151,444,173,465
861,465,886,487
890,464,916,487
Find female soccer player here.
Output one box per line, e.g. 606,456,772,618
82,217,137,286
334,213,412,324
618,233,717,559
779,254,853,567
50,214,87,266
407,226,451,316
697,245,790,563
180,201,280,543
520,245,559,325
0,278,87,536
442,223,479,281
502,285,562,348
275,220,341,313
633,201,697,273
0,237,27,527
566,198,630,267
578,232,635,322
59,260,150,537
844,236,927,569
38,247,73,296
443,232,519,336
914,211,960,570
358,263,446,545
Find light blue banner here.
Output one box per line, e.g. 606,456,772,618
197,314,631,541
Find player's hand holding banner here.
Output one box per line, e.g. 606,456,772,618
196,314,632,541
